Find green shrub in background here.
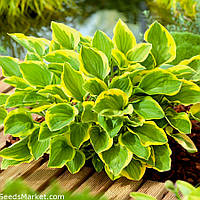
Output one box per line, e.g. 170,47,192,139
0,0,76,18
2,179,107,200
0,19,199,181
131,180,200,200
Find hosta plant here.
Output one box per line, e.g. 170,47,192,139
0,19,199,181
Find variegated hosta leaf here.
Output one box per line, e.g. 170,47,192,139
132,96,165,120
4,108,34,137
190,103,200,121
170,132,197,153
92,30,114,61
92,154,104,173
126,43,152,63
8,33,50,56
153,144,172,172
44,50,80,71
144,21,176,66
80,46,110,80
89,126,113,154
113,19,136,54
109,73,133,97
0,137,32,161
128,121,168,147
4,76,30,89
93,89,128,116
138,69,182,96
46,103,78,131
0,56,22,77
165,108,192,134
119,132,151,160
83,78,108,95
62,62,86,101
66,150,85,174
69,123,90,149
121,159,146,181
98,115,123,138
99,144,132,176
0,107,7,125
81,101,98,123
111,49,127,69
51,21,80,50
48,135,75,168
167,80,200,105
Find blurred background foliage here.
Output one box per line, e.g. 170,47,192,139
0,0,199,59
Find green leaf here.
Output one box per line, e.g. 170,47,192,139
144,21,176,66
39,85,69,101
113,19,136,54
66,150,85,174
61,62,86,101
92,154,104,173
93,89,128,116
0,94,9,106
153,144,172,172
167,80,200,105
80,46,110,80
99,144,132,176
4,109,34,137
98,116,123,138
38,122,69,141
0,137,32,161
119,132,151,160
126,43,152,63
1,158,30,170
89,126,113,154
0,107,7,125
190,103,200,121
0,56,22,77
4,76,29,89
167,65,196,80
138,69,182,95
176,180,195,196
128,121,168,147
81,101,98,123
121,159,146,181
92,30,114,61
70,123,90,149
83,78,108,95
170,132,197,153
109,73,133,97
165,108,191,134
111,49,127,69
46,103,78,131
9,33,49,56
28,128,50,160
48,135,75,168
130,192,156,200
20,61,52,87
51,21,80,50
132,96,165,120
48,63,63,75
25,52,41,61
44,50,80,71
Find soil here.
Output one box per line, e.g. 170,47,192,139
144,106,200,186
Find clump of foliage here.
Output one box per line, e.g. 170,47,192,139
0,19,199,181
131,180,200,200
170,32,200,65
2,178,107,200
0,0,76,18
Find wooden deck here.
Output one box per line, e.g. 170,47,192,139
0,71,177,200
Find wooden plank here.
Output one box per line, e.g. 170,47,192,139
0,158,44,191
75,171,113,196
162,192,177,200
43,166,94,193
23,161,65,192
136,181,167,200
104,178,143,200
0,80,13,93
